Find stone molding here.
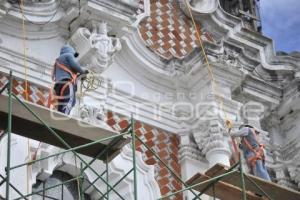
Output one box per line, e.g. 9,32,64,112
179,0,218,16
31,144,161,199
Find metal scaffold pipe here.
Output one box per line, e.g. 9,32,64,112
6,71,13,200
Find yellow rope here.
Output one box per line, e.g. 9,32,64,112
185,0,241,163
20,0,29,101
79,70,102,106
20,0,31,194
19,1,83,196
82,70,102,91
185,0,230,124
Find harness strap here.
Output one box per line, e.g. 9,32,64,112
48,60,78,109
242,128,265,168
54,60,78,83
60,81,72,97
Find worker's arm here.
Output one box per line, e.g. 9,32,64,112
231,127,249,137
66,54,85,74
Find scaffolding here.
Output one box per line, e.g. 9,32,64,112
0,71,300,200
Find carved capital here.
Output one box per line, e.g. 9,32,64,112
179,133,204,162
192,119,231,166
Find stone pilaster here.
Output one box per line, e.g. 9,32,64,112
178,130,209,200
193,119,231,167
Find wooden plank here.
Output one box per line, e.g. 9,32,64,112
205,164,226,177
187,173,265,200
0,95,129,161
205,164,300,200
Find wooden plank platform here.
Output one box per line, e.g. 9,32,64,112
188,164,300,200
187,173,265,200
0,95,130,161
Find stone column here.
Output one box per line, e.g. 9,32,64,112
179,131,210,200
193,119,231,167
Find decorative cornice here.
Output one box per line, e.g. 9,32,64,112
0,46,52,87
179,2,299,86
232,74,282,106
70,0,149,35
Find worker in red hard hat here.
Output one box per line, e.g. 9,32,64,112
231,124,271,181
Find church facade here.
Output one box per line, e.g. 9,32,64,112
0,0,299,199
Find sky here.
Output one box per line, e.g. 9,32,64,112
260,0,300,53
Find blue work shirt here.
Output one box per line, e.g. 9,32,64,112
231,127,260,159
54,45,84,82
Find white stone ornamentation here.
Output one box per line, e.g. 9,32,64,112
108,145,161,200
30,144,161,200
219,48,240,68
70,21,121,73
193,119,231,167
179,0,218,16
72,74,112,126
285,145,300,188
89,22,122,72
79,104,106,124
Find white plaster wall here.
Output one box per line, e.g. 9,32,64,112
0,134,29,199
180,157,210,200
0,134,7,197
0,29,65,65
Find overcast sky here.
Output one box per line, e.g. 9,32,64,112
260,0,300,53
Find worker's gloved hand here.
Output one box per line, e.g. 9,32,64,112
226,120,233,131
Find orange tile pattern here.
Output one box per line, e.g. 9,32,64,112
107,111,183,199
138,0,214,60
0,73,49,106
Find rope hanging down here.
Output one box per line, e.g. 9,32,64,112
18,1,100,196
78,70,103,104
19,0,32,195
184,0,240,162
20,0,29,101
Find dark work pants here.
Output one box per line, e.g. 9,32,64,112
54,79,76,115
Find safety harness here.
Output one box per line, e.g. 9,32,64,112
241,128,265,170
47,60,78,109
